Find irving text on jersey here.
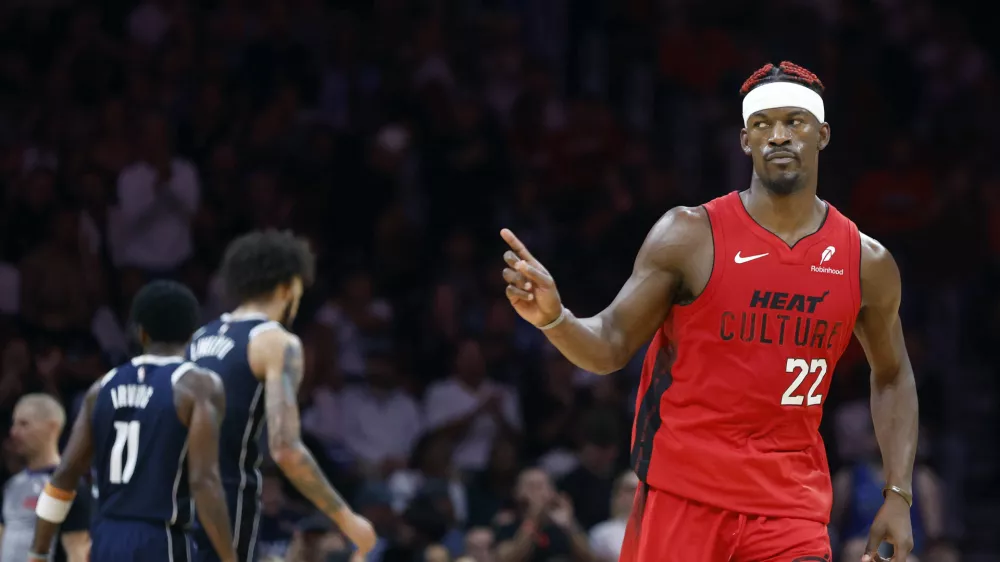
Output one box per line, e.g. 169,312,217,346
188,335,236,361
109,384,155,410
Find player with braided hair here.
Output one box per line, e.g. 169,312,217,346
499,61,918,561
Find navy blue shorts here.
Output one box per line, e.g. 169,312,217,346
92,518,191,562
192,490,258,562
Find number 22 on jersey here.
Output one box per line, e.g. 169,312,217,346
781,358,827,406
109,421,141,484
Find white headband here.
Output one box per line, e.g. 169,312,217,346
742,81,825,126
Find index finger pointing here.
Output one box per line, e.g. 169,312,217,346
500,228,536,262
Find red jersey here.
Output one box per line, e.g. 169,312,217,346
631,191,862,523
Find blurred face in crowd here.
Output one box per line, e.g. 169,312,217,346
464,527,495,562
425,544,450,562
611,471,639,519
454,339,486,386
515,468,554,510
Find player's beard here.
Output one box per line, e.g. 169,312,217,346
279,299,296,328
761,171,804,196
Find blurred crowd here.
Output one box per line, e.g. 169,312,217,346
1,0,999,561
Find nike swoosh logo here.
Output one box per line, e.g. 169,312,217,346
734,251,769,264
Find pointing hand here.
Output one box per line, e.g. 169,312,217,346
500,229,563,328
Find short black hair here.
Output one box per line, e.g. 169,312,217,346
219,230,316,303
740,61,825,96
130,280,200,344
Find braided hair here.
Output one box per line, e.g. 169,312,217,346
740,61,825,96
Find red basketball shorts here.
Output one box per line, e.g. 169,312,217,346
618,484,832,562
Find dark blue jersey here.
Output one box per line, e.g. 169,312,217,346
187,312,282,561
92,355,193,527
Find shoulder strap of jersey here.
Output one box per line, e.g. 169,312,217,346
825,202,863,312
248,320,284,340
692,192,739,307
99,367,119,388
170,362,198,386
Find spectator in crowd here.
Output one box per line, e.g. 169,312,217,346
831,404,958,562
424,339,522,474
466,437,520,529
494,467,594,562
557,412,621,531
257,470,303,560
341,350,423,480
463,527,496,562
387,431,468,527
588,471,638,562
18,208,104,344
109,112,199,277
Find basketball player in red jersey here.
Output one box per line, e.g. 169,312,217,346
500,61,918,562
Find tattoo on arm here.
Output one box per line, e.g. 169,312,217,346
266,339,347,517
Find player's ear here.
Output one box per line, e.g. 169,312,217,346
136,326,150,347
818,123,831,151
274,281,293,300
740,128,751,155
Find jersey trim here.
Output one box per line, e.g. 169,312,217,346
233,383,264,552
221,312,269,322
674,206,717,309
170,363,196,386
132,355,185,366
169,440,190,524
248,321,283,340
675,200,727,314
849,223,863,315
735,189,831,250
99,368,118,388
165,523,175,562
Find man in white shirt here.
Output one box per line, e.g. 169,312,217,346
588,471,639,562
341,351,422,478
110,112,199,275
423,339,521,473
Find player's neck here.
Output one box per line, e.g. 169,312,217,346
742,183,824,236
143,343,186,358
26,449,60,472
232,302,282,323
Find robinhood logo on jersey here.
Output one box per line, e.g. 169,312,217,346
810,245,844,275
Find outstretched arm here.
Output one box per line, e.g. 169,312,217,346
29,383,100,561
502,207,708,374
250,330,376,555
178,368,236,562
854,235,919,560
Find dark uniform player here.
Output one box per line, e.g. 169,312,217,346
187,230,375,562
29,281,237,562
500,62,919,562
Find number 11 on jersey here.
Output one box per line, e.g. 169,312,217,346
110,421,141,484
781,358,828,406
